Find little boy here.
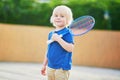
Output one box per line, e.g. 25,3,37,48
41,5,74,80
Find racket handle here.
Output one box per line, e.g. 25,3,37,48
47,35,63,44
47,39,54,44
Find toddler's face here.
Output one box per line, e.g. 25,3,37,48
51,6,73,28
52,13,67,28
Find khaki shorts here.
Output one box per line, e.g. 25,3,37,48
47,67,70,80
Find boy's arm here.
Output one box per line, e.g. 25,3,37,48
58,38,74,52
51,33,74,52
41,52,48,76
42,55,48,67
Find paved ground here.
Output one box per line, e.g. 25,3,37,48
0,62,120,80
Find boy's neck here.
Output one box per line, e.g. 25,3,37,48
55,27,66,31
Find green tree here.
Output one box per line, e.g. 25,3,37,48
0,0,120,30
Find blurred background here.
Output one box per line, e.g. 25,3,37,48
0,0,120,80
0,0,120,30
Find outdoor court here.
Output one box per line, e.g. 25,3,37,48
0,62,120,80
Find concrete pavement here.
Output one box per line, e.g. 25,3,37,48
0,62,120,80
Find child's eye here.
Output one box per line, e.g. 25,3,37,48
55,15,58,17
61,15,64,17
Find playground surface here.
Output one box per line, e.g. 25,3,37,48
0,62,120,80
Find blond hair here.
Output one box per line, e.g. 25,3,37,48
50,5,73,27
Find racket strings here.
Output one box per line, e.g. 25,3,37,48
70,16,95,36
71,17,94,29
81,19,94,29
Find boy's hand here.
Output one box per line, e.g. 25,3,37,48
51,33,61,41
41,66,46,76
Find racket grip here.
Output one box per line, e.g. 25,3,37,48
47,34,63,44
47,40,53,44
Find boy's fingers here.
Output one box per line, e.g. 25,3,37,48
41,69,46,76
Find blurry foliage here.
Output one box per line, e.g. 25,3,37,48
0,0,120,30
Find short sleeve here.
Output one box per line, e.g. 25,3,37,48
48,31,53,40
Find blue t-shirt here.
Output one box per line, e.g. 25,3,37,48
47,27,74,70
